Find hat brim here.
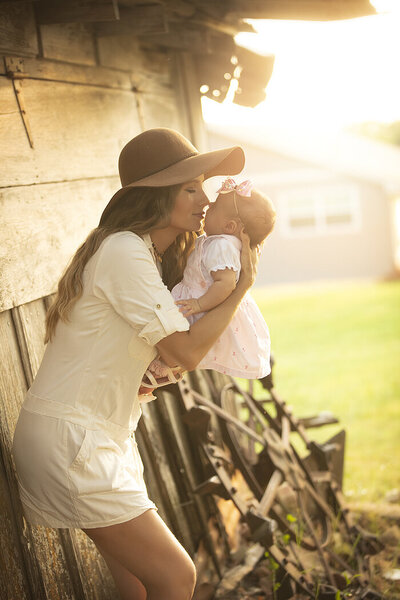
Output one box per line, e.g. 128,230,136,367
99,145,244,225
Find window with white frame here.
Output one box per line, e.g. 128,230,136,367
279,185,361,237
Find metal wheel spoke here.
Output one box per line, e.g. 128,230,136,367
180,372,384,600
258,469,283,516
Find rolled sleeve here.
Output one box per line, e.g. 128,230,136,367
139,304,189,346
93,232,189,346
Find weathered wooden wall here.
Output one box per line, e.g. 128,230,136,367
0,4,219,598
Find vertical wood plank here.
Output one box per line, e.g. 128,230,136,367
10,301,80,599
0,309,49,599
97,33,142,71
156,388,225,575
0,444,29,600
139,403,195,552
135,425,172,526
13,298,118,600
40,22,97,66
0,179,119,311
174,51,208,150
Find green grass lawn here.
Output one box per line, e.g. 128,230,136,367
251,280,400,503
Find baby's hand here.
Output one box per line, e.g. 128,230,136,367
175,298,202,317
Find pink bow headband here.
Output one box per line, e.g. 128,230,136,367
217,177,252,197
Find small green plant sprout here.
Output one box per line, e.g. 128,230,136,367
350,532,362,559
315,578,321,600
286,512,305,545
267,555,280,600
273,582,281,592
286,513,297,523
342,571,361,588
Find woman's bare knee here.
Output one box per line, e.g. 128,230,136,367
93,541,147,600
82,509,196,600
145,553,196,600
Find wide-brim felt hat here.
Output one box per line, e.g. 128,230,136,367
99,127,245,225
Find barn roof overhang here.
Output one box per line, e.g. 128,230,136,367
33,1,378,108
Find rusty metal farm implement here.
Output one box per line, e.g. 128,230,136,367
176,367,383,600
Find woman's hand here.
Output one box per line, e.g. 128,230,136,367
237,228,259,291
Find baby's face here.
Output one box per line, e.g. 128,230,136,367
204,192,237,236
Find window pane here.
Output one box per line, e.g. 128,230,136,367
326,213,353,225
289,216,316,228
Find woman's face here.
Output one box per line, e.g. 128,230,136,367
168,176,208,232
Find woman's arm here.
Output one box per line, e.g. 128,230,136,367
156,230,258,371
176,268,236,317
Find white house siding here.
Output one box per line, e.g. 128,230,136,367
207,132,396,286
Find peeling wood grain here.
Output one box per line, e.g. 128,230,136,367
10,297,119,599
40,22,96,66
10,300,80,599
67,529,119,600
97,33,142,71
157,389,224,574
0,76,140,187
138,405,194,550
0,448,29,600
0,2,38,57
0,178,119,311
95,5,167,37
136,89,184,133
0,310,47,599
35,0,119,25
135,425,172,526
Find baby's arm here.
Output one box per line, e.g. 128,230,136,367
176,268,237,317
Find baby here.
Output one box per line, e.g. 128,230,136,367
139,178,276,400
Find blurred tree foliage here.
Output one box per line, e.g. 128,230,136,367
348,121,400,147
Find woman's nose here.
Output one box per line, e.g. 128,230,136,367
199,190,209,208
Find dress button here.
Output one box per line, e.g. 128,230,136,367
156,303,161,309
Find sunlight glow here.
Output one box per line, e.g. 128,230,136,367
202,10,400,134
371,0,400,13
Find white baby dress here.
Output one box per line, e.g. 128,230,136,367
172,234,271,378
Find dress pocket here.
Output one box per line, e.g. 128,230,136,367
69,428,90,471
67,427,133,497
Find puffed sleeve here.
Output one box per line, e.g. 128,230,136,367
202,236,241,279
93,232,189,346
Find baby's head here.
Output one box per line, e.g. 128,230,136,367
204,178,276,247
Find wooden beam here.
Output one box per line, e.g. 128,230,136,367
221,0,376,20
4,55,132,89
0,178,119,310
187,15,255,37
141,26,209,53
157,0,195,18
34,0,120,25
95,5,168,36
0,76,140,187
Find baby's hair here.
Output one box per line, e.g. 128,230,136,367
238,188,276,247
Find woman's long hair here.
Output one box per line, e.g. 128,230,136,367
45,185,197,343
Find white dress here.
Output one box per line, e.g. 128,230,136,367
172,234,271,379
11,232,189,529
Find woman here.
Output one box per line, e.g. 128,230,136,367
12,128,258,600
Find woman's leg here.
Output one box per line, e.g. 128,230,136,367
82,508,196,600
93,541,147,600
